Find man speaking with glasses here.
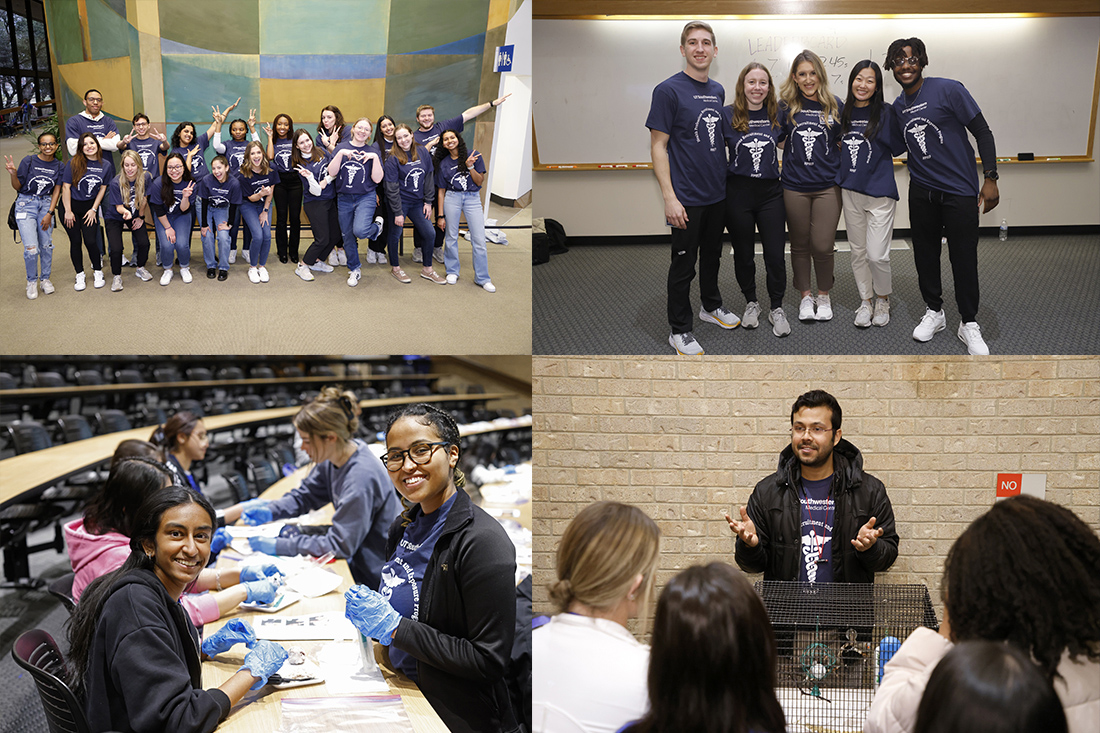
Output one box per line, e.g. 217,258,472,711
724,389,898,583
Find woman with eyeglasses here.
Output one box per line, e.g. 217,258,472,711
5,131,63,299
222,387,401,589
149,152,195,285
344,403,522,733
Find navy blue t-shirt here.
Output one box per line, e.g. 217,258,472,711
298,152,335,203
63,157,115,202
836,104,904,200
724,106,785,180
384,146,433,205
126,137,164,177
235,168,274,204
16,155,64,197
332,142,381,196
172,131,211,180
198,172,242,208
646,71,727,207
104,171,152,221
270,138,295,173
893,77,984,198
798,475,834,584
779,96,843,192
221,136,251,174
380,493,457,681
412,115,463,150
436,151,484,194
148,175,190,215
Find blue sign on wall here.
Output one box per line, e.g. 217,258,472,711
494,45,514,73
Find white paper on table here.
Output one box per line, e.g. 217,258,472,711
316,638,391,695
253,612,359,641
286,567,343,598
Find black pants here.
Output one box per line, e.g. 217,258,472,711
724,176,787,310
908,181,980,321
65,198,103,273
273,170,302,259
668,200,726,334
301,198,339,266
106,217,150,275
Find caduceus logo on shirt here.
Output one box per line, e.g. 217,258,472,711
81,175,103,196
28,175,54,196
344,162,363,185
231,152,245,168
276,150,292,169
450,171,469,191
379,568,406,602
737,136,773,175
795,127,824,162
404,167,424,192
903,117,943,159
842,134,873,170
693,107,723,151
138,149,153,168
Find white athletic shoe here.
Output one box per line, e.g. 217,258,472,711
327,249,340,266
433,247,444,264
799,294,816,321
92,270,105,289
412,247,423,263
295,263,314,281
699,305,740,329
160,269,173,286
337,249,348,266
347,268,361,287
854,301,873,328
480,280,496,293
258,266,270,283
815,293,833,321
769,307,791,337
180,266,193,283
248,266,261,284
40,278,55,294
111,275,123,292
74,272,86,291
669,331,704,355
134,267,153,282
228,249,237,264
872,297,890,327
912,309,947,342
366,249,377,264
309,260,334,272
741,301,761,329
445,273,458,285
958,322,990,355
26,281,37,300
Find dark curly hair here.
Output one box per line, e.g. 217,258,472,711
884,37,928,71
384,403,466,526
432,129,470,174
943,495,1100,681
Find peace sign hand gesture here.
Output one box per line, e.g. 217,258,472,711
3,154,15,173
465,151,481,168
212,105,226,124
151,127,167,143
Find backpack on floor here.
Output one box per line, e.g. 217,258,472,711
533,217,568,265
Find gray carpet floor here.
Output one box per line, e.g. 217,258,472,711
533,234,1100,355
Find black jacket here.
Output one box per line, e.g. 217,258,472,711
734,439,899,583
84,568,231,733
385,488,522,733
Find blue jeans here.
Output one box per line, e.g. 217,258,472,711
201,206,231,270
240,201,271,267
336,192,381,271
156,209,192,267
388,199,435,266
442,190,489,284
15,193,53,282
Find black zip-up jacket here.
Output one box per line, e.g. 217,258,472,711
385,488,522,733
734,438,899,582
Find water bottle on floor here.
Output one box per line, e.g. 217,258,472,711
999,219,1008,241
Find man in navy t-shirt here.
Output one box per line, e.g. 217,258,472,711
65,89,120,158
886,37,1000,355
646,21,740,356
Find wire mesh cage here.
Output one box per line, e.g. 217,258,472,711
755,581,939,733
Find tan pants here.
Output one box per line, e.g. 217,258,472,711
784,186,841,293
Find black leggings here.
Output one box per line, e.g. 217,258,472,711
724,175,787,310
273,170,302,259
301,198,340,266
105,217,150,275
65,198,103,273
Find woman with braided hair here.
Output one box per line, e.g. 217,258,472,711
532,501,660,733
344,403,522,733
222,387,401,589
866,495,1100,733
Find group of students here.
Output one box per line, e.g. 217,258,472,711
59,390,523,732
8,89,509,300
533,497,1099,733
649,23,1000,355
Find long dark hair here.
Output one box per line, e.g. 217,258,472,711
317,105,345,142
840,60,885,141
82,457,173,537
432,130,469,173
150,411,200,454
913,641,1068,733
272,113,293,140
290,128,323,167
624,563,786,733
160,152,193,188
392,124,421,166
373,114,396,157
67,486,216,699
170,121,196,150
385,403,466,526
70,132,101,184
943,495,1100,681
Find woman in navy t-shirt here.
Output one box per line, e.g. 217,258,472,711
779,50,844,323
315,105,347,267
211,106,254,264
6,131,63,299
61,132,114,291
264,113,301,264
384,124,446,284
326,117,384,287
103,150,152,291
148,152,195,286
291,128,339,282
433,130,494,292
367,114,398,266
237,141,275,284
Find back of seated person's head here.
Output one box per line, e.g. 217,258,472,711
943,496,1100,680
83,457,174,537
626,563,785,733
548,501,660,620
914,640,1068,733
109,439,166,470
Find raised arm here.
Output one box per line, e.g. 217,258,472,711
461,93,511,123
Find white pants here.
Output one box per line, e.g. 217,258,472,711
842,188,896,300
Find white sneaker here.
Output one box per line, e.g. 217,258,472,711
347,268,361,287
742,301,761,329
26,281,37,300
92,270,105,289
228,249,237,264
248,266,261,284
445,273,458,285
160,268,173,286
769,307,791,337
815,293,833,321
135,267,153,282
40,278,55,294
309,260,334,273
799,294,816,321
366,249,377,264
412,247,423,263
854,301,873,328
111,275,123,292
328,249,340,266
180,266,193,283
872,297,890,326
699,305,740,329
295,262,315,281
374,215,384,231
433,247,444,264
912,309,946,342
121,253,129,267
669,331,704,355
258,266,270,283
480,280,496,293
958,321,990,355
337,249,348,266
75,272,86,291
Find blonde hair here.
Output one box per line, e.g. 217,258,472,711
549,502,661,628
239,140,270,177
292,386,360,442
780,50,840,128
117,150,147,211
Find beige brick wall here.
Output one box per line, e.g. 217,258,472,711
532,356,1099,622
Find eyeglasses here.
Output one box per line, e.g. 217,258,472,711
791,426,835,437
893,56,920,68
380,441,450,471
38,141,56,147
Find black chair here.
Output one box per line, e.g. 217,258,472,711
1,502,66,587
35,371,66,388
114,368,144,384
174,399,204,417
0,371,17,390
134,404,167,427
222,470,254,503
153,367,182,383
57,414,94,443
47,572,77,614
216,366,244,380
246,457,279,494
8,420,53,453
236,394,267,412
73,369,104,386
250,366,275,379
11,629,92,733
185,367,212,381
309,365,336,377
95,410,132,434
281,366,303,378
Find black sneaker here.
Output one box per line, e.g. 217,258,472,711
278,253,289,264
217,269,228,281
207,267,217,279
290,254,299,263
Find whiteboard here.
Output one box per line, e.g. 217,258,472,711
533,16,1100,165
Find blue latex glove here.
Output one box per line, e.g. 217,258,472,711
243,578,280,604
240,499,273,526
239,563,280,583
248,536,278,555
239,640,289,690
209,527,231,555
344,585,402,646
201,618,256,658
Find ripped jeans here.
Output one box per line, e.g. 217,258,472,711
15,193,54,282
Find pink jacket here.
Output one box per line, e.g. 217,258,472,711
64,518,220,626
